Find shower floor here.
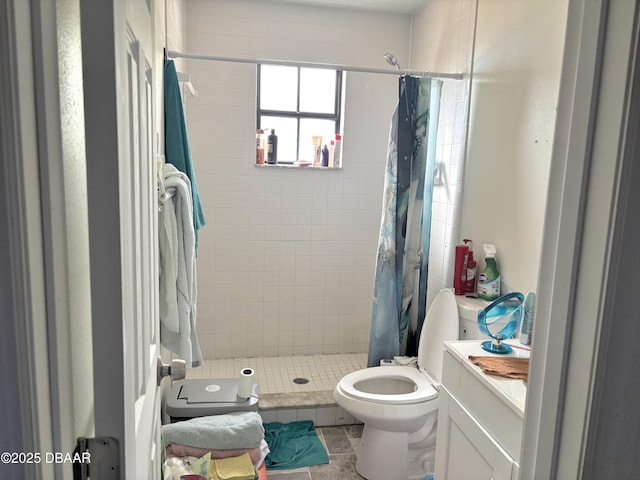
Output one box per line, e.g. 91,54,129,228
186,353,367,425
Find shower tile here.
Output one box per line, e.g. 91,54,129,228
316,407,337,427
276,409,298,423
259,410,277,424
296,409,317,423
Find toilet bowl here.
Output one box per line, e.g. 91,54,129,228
334,288,481,480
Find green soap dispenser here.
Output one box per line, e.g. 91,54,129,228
478,244,500,301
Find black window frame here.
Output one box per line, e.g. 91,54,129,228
257,64,343,164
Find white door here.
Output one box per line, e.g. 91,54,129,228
80,0,162,477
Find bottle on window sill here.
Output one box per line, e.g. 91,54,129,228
333,133,342,168
255,129,265,165
321,144,329,166
267,129,278,164
329,140,335,167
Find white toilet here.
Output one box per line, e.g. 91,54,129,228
334,288,482,480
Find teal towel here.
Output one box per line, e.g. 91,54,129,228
162,412,264,450
264,421,329,470
164,59,205,245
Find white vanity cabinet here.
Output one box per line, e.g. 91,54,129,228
434,341,529,480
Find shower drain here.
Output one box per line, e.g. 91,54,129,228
292,377,309,384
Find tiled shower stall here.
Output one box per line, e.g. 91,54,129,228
166,0,475,411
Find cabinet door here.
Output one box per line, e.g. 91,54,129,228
435,389,515,480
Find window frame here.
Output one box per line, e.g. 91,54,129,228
257,64,343,164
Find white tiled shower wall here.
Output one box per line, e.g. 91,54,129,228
172,0,475,358
165,0,187,74
183,0,407,359
410,0,477,310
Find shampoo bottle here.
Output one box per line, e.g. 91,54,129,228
321,144,329,166
519,291,536,345
312,136,322,167
255,129,265,165
453,244,469,295
477,244,500,301
463,239,477,294
267,129,278,164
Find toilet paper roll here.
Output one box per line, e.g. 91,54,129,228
237,367,255,400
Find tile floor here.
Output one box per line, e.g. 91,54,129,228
267,424,365,480
187,353,368,394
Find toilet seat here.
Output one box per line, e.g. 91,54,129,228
338,365,438,405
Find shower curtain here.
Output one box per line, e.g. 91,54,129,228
367,76,442,368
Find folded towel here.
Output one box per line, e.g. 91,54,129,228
468,355,529,381
210,453,256,480
165,439,269,468
163,412,265,450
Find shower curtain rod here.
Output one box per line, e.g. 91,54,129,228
167,50,464,80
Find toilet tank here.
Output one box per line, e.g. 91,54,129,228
455,294,489,340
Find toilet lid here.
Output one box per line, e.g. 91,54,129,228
338,366,438,405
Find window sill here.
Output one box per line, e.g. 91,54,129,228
255,163,342,170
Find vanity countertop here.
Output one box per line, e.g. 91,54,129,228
443,340,530,417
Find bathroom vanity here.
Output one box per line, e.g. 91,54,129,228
434,340,529,480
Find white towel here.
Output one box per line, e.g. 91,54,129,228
162,412,265,451
159,163,203,367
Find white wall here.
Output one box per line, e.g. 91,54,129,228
57,0,95,440
166,0,187,80
462,0,568,293
410,0,476,309
183,0,409,358
413,0,567,302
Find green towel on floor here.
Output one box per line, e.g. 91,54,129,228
264,421,329,470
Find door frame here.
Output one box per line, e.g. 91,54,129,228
1,0,162,478
0,0,62,479
521,0,640,478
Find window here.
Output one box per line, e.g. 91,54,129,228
257,64,343,164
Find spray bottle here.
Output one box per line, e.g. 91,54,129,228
477,244,500,301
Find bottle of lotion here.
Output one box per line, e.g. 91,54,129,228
267,129,278,164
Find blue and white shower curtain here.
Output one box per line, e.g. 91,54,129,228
367,76,442,368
